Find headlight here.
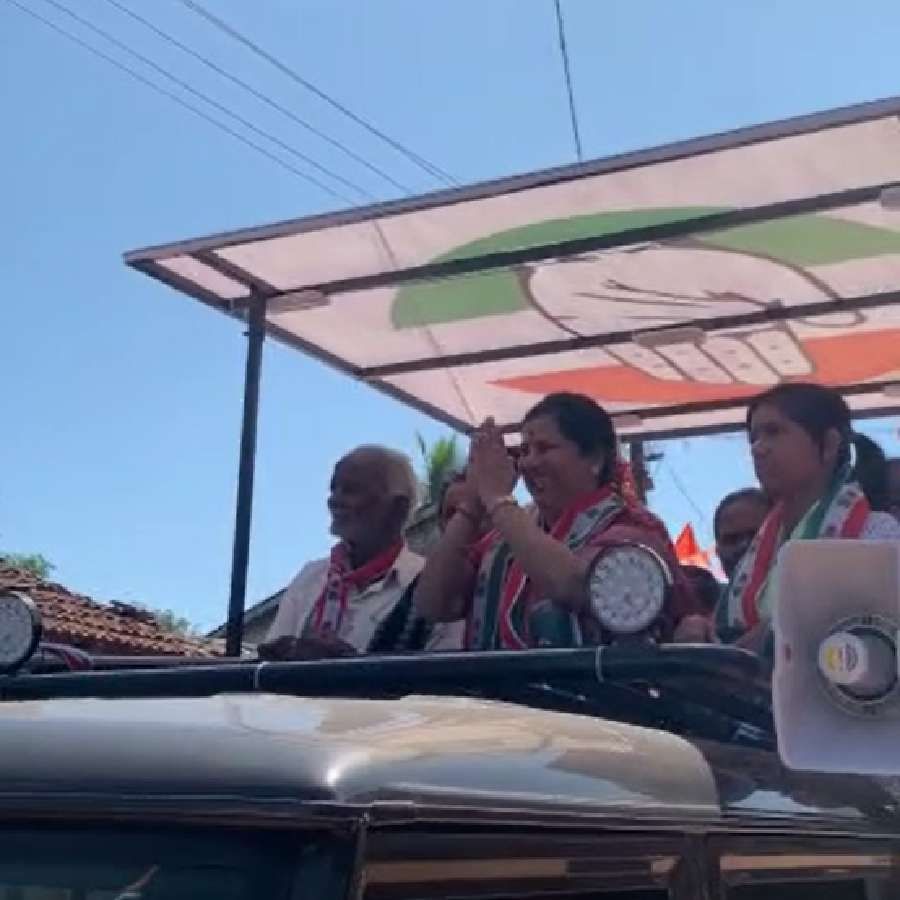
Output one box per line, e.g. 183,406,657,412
586,545,670,635
0,591,42,673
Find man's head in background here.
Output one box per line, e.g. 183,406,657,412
713,487,770,580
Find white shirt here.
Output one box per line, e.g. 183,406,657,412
267,545,462,652
861,511,900,540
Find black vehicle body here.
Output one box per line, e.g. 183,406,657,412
0,647,898,899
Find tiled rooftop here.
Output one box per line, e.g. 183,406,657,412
0,563,214,657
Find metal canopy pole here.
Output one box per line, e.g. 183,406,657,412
225,294,267,657
629,441,647,505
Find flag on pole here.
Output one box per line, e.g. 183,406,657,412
674,524,712,569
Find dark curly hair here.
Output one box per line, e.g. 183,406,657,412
523,392,618,485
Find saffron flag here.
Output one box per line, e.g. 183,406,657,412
674,524,712,569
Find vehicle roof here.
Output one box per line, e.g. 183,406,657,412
2,693,897,829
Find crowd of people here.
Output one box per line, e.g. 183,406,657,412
258,383,900,662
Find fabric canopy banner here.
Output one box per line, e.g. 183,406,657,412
125,98,900,439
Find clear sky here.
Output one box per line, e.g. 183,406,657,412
2,0,899,632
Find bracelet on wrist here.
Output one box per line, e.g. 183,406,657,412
486,494,518,518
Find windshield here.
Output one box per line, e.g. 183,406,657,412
0,825,349,900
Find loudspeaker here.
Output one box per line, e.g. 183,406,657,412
773,540,900,775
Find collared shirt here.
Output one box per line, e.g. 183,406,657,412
267,545,462,652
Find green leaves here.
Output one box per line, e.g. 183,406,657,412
1,552,55,580
415,433,465,506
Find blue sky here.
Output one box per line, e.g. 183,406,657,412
2,0,899,631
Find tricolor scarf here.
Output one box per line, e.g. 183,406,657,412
306,540,403,638
466,480,674,651
723,469,869,633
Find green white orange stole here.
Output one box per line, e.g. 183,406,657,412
466,487,629,651
722,469,870,635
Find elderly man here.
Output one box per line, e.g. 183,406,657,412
259,445,458,660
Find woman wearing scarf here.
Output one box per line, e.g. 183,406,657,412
720,383,900,652
415,393,696,649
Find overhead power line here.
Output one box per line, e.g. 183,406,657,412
176,0,458,188
552,0,583,162
666,461,708,528
38,0,374,200
4,0,353,203
100,0,412,195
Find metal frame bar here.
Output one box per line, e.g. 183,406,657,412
128,258,233,312
611,376,900,426
193,249,280,295
123,95,900,264
225,294,267,657
136,255,472,436
606,381,900,443
630,441,648,503
362,287,900,378
615,402,900,444
214,182,897,304
1,644,767,701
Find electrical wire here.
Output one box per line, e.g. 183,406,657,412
176,0,458,187
666,461,708,528
100,0,413,195
37,0,374,200
552,0,583,162
4,0,354,203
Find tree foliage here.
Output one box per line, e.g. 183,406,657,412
125,602,196,637
415,433,465,506
148,607,195,637
1,552,55,579
1,550,196,637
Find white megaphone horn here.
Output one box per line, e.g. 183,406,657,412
773,539,900,775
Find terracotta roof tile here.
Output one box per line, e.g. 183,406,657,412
0,564,215,657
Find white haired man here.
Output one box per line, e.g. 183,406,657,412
259,445,460,660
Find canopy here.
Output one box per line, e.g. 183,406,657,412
125,97,900,440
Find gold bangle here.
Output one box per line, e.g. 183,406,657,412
487,494,518,518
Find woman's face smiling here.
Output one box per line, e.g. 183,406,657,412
518,414,600,519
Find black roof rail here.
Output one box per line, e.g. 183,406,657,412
0,645,773,749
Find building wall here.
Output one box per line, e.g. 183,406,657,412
406,506,440,557
243,611,276,646
207,590,284,648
